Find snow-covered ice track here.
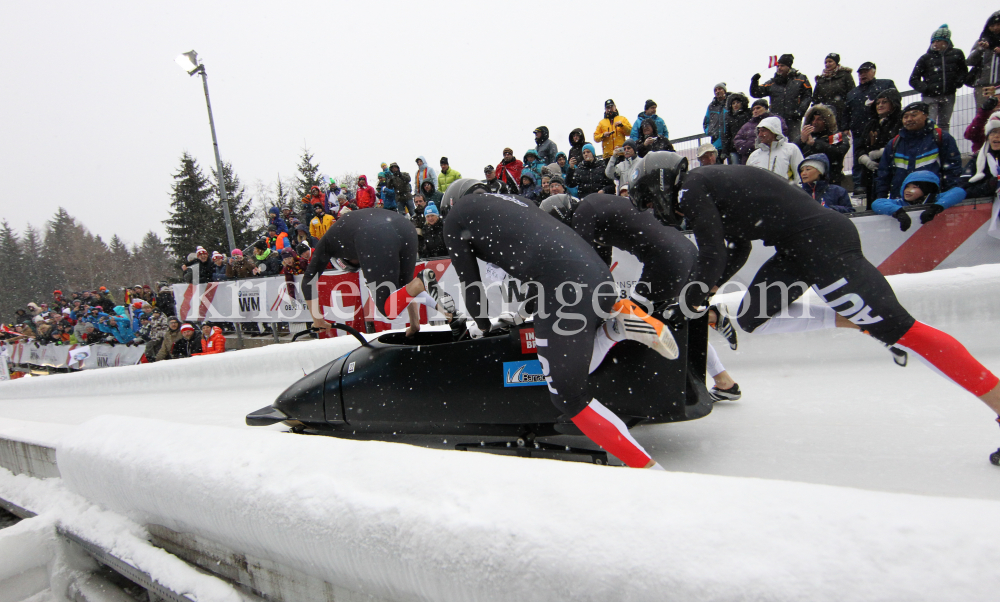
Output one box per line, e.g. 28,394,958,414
1,266,1000,601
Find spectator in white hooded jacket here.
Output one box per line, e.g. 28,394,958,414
604,140,638,193
746,116,804,184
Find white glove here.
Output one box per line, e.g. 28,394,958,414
467,322,484,339
496,310,524,326
858,154,878,172
868,148,883,161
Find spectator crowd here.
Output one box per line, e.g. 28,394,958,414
0,284,226,366
5,11,1000,367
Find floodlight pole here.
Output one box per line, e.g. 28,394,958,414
186,60,244,347
189,64,237,254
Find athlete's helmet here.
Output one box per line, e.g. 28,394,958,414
627,151,688,227
539,194,579,226
441,178,488,210
333,257,359,273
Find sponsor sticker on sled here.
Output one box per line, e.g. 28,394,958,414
520,328,536,354
503,360,546,387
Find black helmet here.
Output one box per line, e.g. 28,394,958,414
627,151,688,226
539,194,579,226
441,178,488,210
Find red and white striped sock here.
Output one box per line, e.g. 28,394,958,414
382,288,414,320
571,399,657,468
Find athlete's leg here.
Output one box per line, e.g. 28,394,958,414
803,240,999,403
534,261,660,469
706,343,740,400
735,251,811,333
358,224,420,320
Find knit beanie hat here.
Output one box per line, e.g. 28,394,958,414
825,53,841,64
799,157,828,176
778,54,794,67
751,99,769,110
424,203,440,217
644,99,657,110
714,82,727,92
582,143,597,156
931,24,951,43
903,101,930,115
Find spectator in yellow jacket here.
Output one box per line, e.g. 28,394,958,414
437,157,462,193
594,99,632,159
309,204,335,239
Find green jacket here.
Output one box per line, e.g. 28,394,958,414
437,167,463,193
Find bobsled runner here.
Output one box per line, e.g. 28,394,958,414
247,315,714,462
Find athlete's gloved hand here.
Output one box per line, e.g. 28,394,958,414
467,321,484,339
920,203,944,224
496,310,524,327
892,208,912,232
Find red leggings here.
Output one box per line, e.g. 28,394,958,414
896,321,999,397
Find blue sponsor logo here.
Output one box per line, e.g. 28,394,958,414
503,360,547,387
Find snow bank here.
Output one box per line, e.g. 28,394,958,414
0,467,245,602
0,335,361,400
57,416,1000,602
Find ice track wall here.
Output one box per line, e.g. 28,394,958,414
0,335,362,400
57,416,1000,602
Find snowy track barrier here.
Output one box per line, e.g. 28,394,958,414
51,415,1000,602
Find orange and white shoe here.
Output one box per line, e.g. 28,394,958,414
611,299,678,359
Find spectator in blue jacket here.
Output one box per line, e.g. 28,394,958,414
875,101,963,199
797,154,854,213
522,149,545,182
872,171,966,231
518,170,542,204
630,99,669,141
267,207,289,235
97,315,135,344
211,252,228,281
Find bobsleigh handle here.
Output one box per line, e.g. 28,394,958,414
307,323,373,348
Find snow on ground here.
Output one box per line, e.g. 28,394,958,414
50,415,1000,602
0,466,244,602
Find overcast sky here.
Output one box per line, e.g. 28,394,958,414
0,0,988,247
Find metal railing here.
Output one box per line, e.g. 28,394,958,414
669,89,980,171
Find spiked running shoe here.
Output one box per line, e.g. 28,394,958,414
710,383,742,402
420,269,455,314
612,299,678,359
708,304,738,350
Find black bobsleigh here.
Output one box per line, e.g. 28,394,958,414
247,316,713,460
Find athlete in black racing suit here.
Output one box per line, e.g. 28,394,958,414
631,154,1000,432
443,190,667,469
569,193,696,305
301,209,440,336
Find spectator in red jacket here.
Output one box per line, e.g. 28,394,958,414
193,324,226,356
355,175,378,208
496,147,523,191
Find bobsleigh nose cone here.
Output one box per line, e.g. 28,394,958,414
246,405,289,426
273,365,330,424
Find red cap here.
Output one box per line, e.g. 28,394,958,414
180,324,194,332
